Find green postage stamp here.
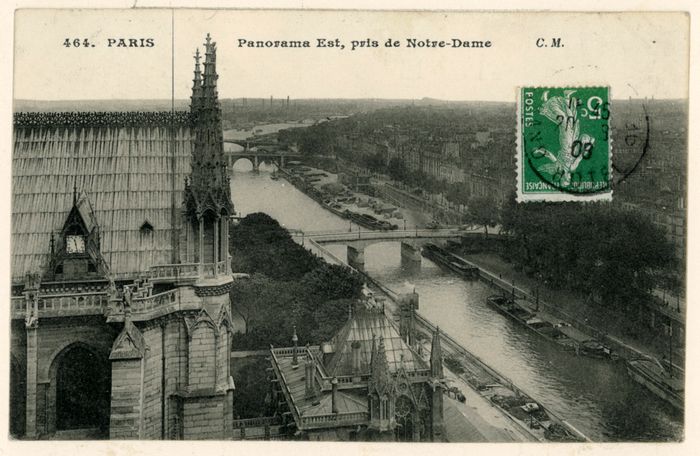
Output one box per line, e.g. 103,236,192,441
517,87,612,202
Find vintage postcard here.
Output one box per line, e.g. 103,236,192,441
4,5,692,451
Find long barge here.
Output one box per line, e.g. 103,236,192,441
486,295,614,359
422,243,479,279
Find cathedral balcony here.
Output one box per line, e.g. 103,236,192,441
149,262,200,284
11,292,109,320
148,259,232,285
106,288,201,323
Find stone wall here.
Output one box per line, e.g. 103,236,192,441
183,394,226,439
142,325,164,439
110,358,143,439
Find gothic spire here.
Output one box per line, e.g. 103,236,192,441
430,326,444,379
369,336,391,394
184,34,233,218
202,33,219,107
191,48,203,111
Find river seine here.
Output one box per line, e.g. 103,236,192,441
230,163,683,442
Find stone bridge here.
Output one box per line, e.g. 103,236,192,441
291,228,478,271
223,140,302,171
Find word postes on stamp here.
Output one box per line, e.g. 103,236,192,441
518,86,612,202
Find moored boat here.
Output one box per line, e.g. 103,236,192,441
486,295,614,359
422,243,479,279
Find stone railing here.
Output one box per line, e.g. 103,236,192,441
131,289,179,315
300,411,369,430
150,263,199,281
200,263,216,278
11,292,109,319
216,260,228,276
231,416,282,429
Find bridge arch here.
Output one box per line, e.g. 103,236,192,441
46,340,111,436
229,156,256,171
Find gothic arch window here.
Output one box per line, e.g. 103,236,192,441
370,393,380,420
395,395,415,442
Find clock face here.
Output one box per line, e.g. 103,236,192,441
66,235,86,254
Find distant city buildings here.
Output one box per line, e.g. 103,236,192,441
329,101,686,260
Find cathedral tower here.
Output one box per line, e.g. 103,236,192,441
183,34,234,270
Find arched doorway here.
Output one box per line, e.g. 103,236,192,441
394,395,415,441
53,344,111,434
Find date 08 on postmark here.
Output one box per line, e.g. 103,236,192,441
518,86,612,202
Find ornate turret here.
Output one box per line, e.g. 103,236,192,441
182,34,233,274
370,337,390,392
368,336,395,432
185,33,232,219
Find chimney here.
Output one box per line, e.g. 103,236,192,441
291,325,299,369
331,377,339,414
351,340,361,375
304,352,315,398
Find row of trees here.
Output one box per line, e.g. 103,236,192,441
229,213,364,350
499,195,680,307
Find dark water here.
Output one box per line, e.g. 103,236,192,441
230,165,684,442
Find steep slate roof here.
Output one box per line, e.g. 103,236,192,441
12,113,193,281
324,308,428,376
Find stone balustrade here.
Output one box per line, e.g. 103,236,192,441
300,411,369,430
11,292,109,319
231,416,282,429
131,289,180,314
150,263,200,280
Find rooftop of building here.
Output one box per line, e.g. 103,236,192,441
12,35,227,284
323,307,428,376
12,119,193,282
273,353,368,417
269,306,430,431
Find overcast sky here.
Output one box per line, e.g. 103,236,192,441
13,9,689,102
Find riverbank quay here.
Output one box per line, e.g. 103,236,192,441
277,164,433,230
454,251,685,369
373,180,466,225
290,232,588,443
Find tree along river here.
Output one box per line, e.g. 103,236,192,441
229,163,683,442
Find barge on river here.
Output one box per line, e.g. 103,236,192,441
422,243,479,279
626,358,684,411
486,295,613,359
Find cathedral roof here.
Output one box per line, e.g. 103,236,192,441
323,307,428,377
12,113,193,281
